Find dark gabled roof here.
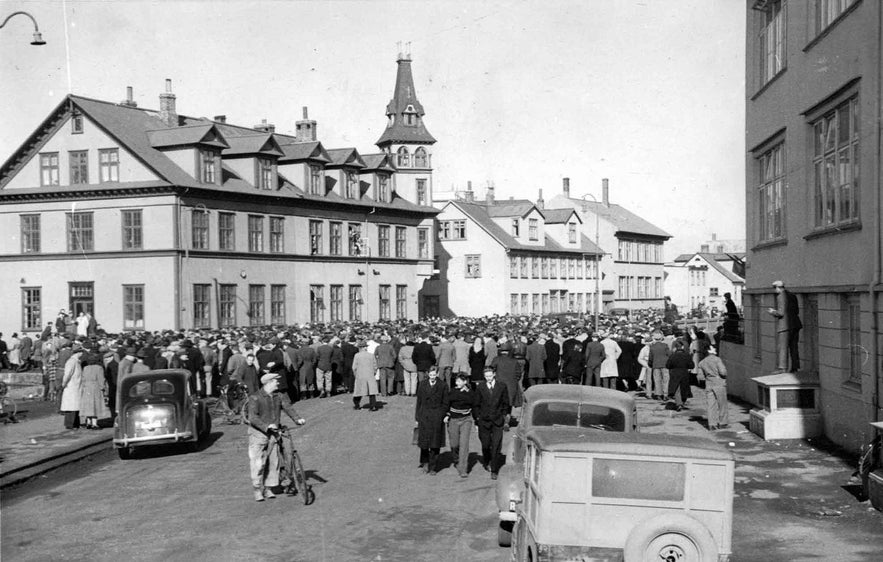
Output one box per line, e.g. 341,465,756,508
562,196,671,239
542,208,581,224
147,124,229,149
221,134,283,157
484,199,544,220
674,252,746,262
277,141,331,164
326,148,366,169
360,153,396,173
376,57,436,146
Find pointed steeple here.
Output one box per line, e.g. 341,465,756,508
376,45,436,148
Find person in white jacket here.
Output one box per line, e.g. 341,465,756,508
598,332,622,390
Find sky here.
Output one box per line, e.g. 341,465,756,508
0,0,746,260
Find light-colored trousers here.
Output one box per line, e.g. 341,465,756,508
448,416,473,473
248,427,279,489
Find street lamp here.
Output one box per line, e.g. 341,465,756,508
0,11,46,45
581,193,601,333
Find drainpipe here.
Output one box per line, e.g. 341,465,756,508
872,0,883,423
174,197,182,330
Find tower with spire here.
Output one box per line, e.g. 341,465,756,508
376,43,435,208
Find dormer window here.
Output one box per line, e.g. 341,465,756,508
71,111,83,134
346,172,358,199
568,222,577,243
200,149,217,184
257,157,273,190
528,218,538,241
404,105,417,126
377,175,389,202
414,147,428,167
511,219,520,237
309,165,322,195
397,146,410,167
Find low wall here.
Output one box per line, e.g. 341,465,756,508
720,340,758,405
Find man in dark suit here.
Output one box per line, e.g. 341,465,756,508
543,333,561,382
767,280,802,372
475,367,511,480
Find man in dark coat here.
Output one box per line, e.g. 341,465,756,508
340,338,358,393
768,280,802,372
412,334,436,383
491,343,520,415
414,368,450,474
475,367,511,479
584,333,606,386
525,335,547,387
543,335,561,382
560,333,585,385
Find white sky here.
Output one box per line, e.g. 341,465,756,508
1,0,746,259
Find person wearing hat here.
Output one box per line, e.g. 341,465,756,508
491,343,520,426
351,340,379,411
246,372,305,502
648,331,671,401
584,333,606,386
132,349,151,375
60,344,85,429
767,280,802,373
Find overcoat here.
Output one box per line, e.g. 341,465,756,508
599,338,622,379
415,379,449,449
79,363,109,418
525,341,547,379
351,350,378,397
60,352,83,412
492,354,521,407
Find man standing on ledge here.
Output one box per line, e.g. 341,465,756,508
767,280,802,373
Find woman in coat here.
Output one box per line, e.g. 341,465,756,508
351,340,379,411
79,352,108,429
467,336,486,387
415,366,449,474
60,348,84,429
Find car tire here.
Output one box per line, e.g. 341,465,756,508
498,521,513,547
117,447,133,460
623,514,718,562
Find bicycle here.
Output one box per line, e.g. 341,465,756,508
0,381,18,424
272,425,314,505
206,382,249,424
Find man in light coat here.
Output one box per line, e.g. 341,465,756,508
598,332,622,389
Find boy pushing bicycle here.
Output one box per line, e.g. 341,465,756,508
247,372,305,502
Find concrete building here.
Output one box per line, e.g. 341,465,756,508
0,55,438,336
549,178,672,312
422,184,603,318
726,0,883,452
665,252,746,314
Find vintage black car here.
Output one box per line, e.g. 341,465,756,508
113,369,211,459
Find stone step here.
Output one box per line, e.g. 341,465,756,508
0,372,43,385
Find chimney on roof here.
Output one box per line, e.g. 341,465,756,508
602,178,610,206
295,106,317,142
486,182,495,205
214,115,226,124
254,118,275,134
464,181,474,203
159,79,177,127
537,188,544,210
563,177,570,197
120,86,137,108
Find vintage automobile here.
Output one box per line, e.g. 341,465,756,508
496,384,637,546
510,428,734,562
113,369,211,459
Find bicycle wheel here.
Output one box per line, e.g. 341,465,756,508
292,451,313,505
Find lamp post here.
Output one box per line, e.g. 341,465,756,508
581,193,601,333
0,11,46,45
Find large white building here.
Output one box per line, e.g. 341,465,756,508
665,252,746,314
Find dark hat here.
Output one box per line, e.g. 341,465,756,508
180,339,193,348
499,342,513,353
269,337,279,345
125,347,138,356
136,348,149,358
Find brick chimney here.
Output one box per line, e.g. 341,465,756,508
486,182,495,205
602,178,610,206
563,177,570,197
295,106,317,142
537,188,544,210
120,86,137,108
159,79,177,127
214,115,226,124
464,180,474,203
254,118,276,133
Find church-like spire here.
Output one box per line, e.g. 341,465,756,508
376,44,436,148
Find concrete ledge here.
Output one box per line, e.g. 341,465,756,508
0,434,112,489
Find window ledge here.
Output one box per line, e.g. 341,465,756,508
751,238,788,252
750,69,787,101
803,0,863,53
803,221,861,241
841,378,862,393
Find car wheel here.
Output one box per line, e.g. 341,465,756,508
623,514,717,562
117,447,133,460
498,521,513,547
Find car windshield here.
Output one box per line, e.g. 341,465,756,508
532,401,626,431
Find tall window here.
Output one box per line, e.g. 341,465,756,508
349,285,362,321
416,179,427,206
418,228,429,259
379,285,391,320
396,285,407,319
99,149,119,183
568,258,576,279
266,216,282,253
310,285,325,323
378,225,390,257
20,214,40,254
193,284,211,328
541,293,549,314
414,147,428,168
531,257,539,278
248,285,265,325
453,220,466,240
438,221,451,240
377,175,389,202
67,212,94,252
121,209,143,250
815,0,857,35
759,0,785,85
528,218,538,241
521,256,528,278
846,294,862,384
271,285,286,324
349,223,363,256
549,257,557,278
568,223,577,243
465,255,481,278
219,284,236,327
541,257,549,278
219,213,235,251
123,285,144,330
346,172,359,199
550,291,558,313
395,227,406,258
200,149,216,184
39,153,59,186
532,294,539,314
309,165,322,195
309,220,323,255
813,97,859,228
510,294,519,314
511,219,520,237
257,157,273,190
619,276,629,299
69,150,88,184
327,221,342,256
329,285,343,322
248,215,264,252
192,210,209,250
397,146,410,167
510,256,518,279
758,143,785,241
71,111,84,134
22,287,41,330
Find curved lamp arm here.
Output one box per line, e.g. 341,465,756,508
0,11,46,45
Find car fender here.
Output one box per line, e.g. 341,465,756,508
495,463,523,514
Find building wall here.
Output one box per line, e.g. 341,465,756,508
664,256,744,312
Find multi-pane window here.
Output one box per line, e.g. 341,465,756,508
510,256,518,279
532,294,539,314
349,223,362,256
510,294,519,314
758,143,785,241
568,223,577,243
20,215,40,254
521,294,529,314
528,218,538,241
453,220,466,240
376,175,389,202
309,220,323,255
397,147,410,167
395,226,406,258
330,222,343,256
511,219,520,237
541,293,549,314
258,157,273,190
846,294,862,384
192,210,209,249
418,228,429,259
416,179,427,206
248,215,264,252
576,293,583,313
531,257,539,279
69,150,88,184
655,278,663,299
67,212,94,251
813,97,859,228
568,258,576,279
396,285,407,319
268,216,283,253
619,276,630,300
379,285,391,320
329,285,343,322
22,287,41,330
271,285,286,324
541,257,549,278
219,284,236,327
123,285,145,329
378,225,390,257
576,258,583,279
219,213,235,251
193,284,211,328
349,285,362,321
248,284,265,326
122,209,143,250
815,0,857,35
438,221,451,240
549,257,557,278
39,153,59,186
71,112,84,134
200,149,216,184
346,172,359,199
520,256,528,278
99,149,119,183
310,285,325,323
465,255,481,278
759,0,785,86
414,148,428,168
709,287,720,297
550,291,559,314
309,165,322,195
